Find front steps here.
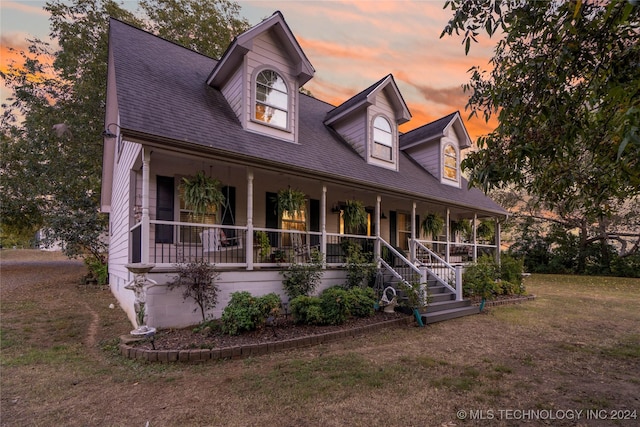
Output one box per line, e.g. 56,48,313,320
380,271,479,325
420,284,479,324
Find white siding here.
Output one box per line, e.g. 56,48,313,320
332,114,367,158
244,30,298,143
108,139,142,325
145,269,347,328
368,90,398,170
220,66,244,121
405,144,440,179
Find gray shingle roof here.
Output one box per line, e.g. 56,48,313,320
108,18,506,216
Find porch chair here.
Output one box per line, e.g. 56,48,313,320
291,232,312,262
200,228,243,253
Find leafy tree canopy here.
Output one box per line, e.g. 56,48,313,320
441,0,639,274
0,0,249,258
441,0,639,219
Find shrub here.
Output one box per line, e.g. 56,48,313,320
499,254,525,295
281,249,324,299
289,295,324,325
344,243,377,289
168,260,220,322
320,286,350,325
221,291,281,335
462,256,499,300
84,255,108,285
290,286,377,325
345,286,376,317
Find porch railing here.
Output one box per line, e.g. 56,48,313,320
413,239,462,301
325,232,376,265
136,221,379,267
418,240,498,263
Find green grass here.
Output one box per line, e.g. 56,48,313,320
2,256,640,426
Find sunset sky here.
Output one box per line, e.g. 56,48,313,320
1,0,498,140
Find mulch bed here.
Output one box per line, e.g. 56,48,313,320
133,311,409,351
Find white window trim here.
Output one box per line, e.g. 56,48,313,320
442,141,460,186
371,114,395,163
250,66,292,132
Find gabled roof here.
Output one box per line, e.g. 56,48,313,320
400,111,472,149
207,11,315,88
106,18,506,217
324,74,412,126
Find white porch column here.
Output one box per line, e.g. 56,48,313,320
321,185,327,267
141,149,151,264
495,218,501,265
473,213,478,262
375,195,381,261
246,170,254,270
445,208,451,264
411,201,417,262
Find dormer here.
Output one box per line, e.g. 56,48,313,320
207,11,315,143
399,112,472,188
324,75,411,171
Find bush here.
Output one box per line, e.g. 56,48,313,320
498,254,525,295
281,249,324,299
345,287,376,318
462,256,499,300
320,286,351,325
344,243,377,289
289,295,324,325
221,291,281,335
290,286,377,325
84,255,108,285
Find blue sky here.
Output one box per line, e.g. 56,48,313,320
0,0,497,137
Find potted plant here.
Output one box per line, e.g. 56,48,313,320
181,171,225,222
275,187,306,217
342,199,367,234
255,231,271,261
421,212,444,240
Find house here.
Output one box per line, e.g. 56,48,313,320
101,12,507,329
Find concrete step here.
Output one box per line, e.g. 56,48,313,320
424,299,471,313
427,284,447,294
430,292,455,303
421,305,480,324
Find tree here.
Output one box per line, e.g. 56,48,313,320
441,0,640,273
139,0,249,59
1,0,249,260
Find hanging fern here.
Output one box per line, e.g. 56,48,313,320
343,199,367,233
181,171,225,222
421,212,445,239
275,187,307,217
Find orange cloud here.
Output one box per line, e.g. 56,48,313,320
297,36,380,61
2,1,49,16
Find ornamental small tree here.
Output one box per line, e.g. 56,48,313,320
169,259,220,322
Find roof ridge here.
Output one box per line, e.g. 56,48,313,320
108,17,220,61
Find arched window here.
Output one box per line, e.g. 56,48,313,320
372,116,392,160
443,144,458,180
255,69,288,129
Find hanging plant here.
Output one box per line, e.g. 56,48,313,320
343,199,367,233
451,219,472,241
477,220,495,242
275,187,306,217
421,212,445,239
181,171,225,222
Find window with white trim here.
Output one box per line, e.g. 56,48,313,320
255,69,288,129
443,144,458,181
372,116,393,160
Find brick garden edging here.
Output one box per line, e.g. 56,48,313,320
473,294,537,307
119,317,411,363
